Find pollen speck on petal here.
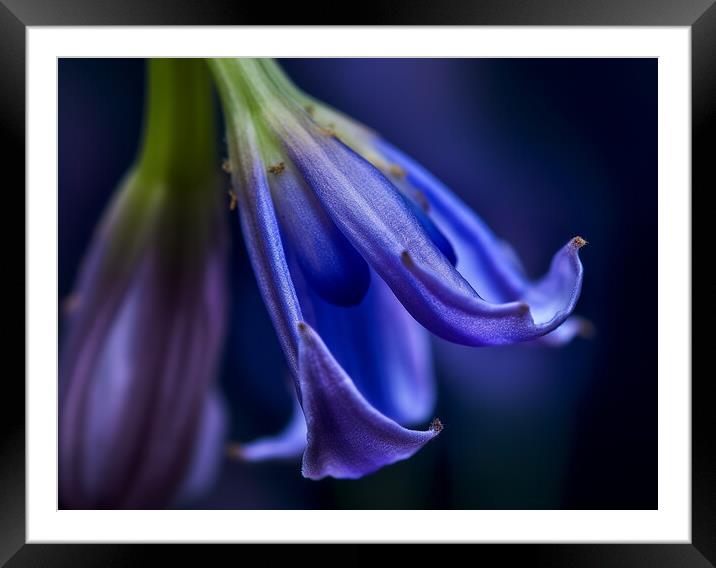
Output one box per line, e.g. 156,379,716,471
267,161,286,175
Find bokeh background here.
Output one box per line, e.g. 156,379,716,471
59,58,657,509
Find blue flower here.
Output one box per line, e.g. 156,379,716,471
210,59,586,480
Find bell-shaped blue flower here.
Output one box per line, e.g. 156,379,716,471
59,60,228,508
209,58,586,479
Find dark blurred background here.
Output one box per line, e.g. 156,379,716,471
59,58,657,509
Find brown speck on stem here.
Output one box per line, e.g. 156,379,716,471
267,162,285,175
227,190,238,211
221,159,232,173
430,418,444,433
297,321,308,332
304,104,315,116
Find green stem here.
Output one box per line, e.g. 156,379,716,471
136,58,216,194
259,59,310,103
208,58,288,163
208,58,289,114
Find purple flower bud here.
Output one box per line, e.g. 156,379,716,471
59,59,228,508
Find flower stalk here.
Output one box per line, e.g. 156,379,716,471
138,59,216,187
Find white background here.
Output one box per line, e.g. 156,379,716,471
26,27,691,542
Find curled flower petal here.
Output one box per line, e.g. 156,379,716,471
400,236,584,344
376,139,588,343
297,322,441,480
282,131,584,346
370,144,589,336
268,160,370,306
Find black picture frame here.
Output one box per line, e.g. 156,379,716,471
4,0,711,564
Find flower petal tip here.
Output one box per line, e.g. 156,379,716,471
225,443,244,461
571,236,588,249
578,318,596,339
298,322,440,480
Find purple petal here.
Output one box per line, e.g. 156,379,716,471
376,139,588,346
59,202,228,508
397,190,457,266
281,129,584,346
236,397,307,461
297,322,441,480
388,145,589,347
58,187,155,404
268,161,370,306
227,121,303,376
400,237,584,344
376,138,527,303
77,259,148,502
